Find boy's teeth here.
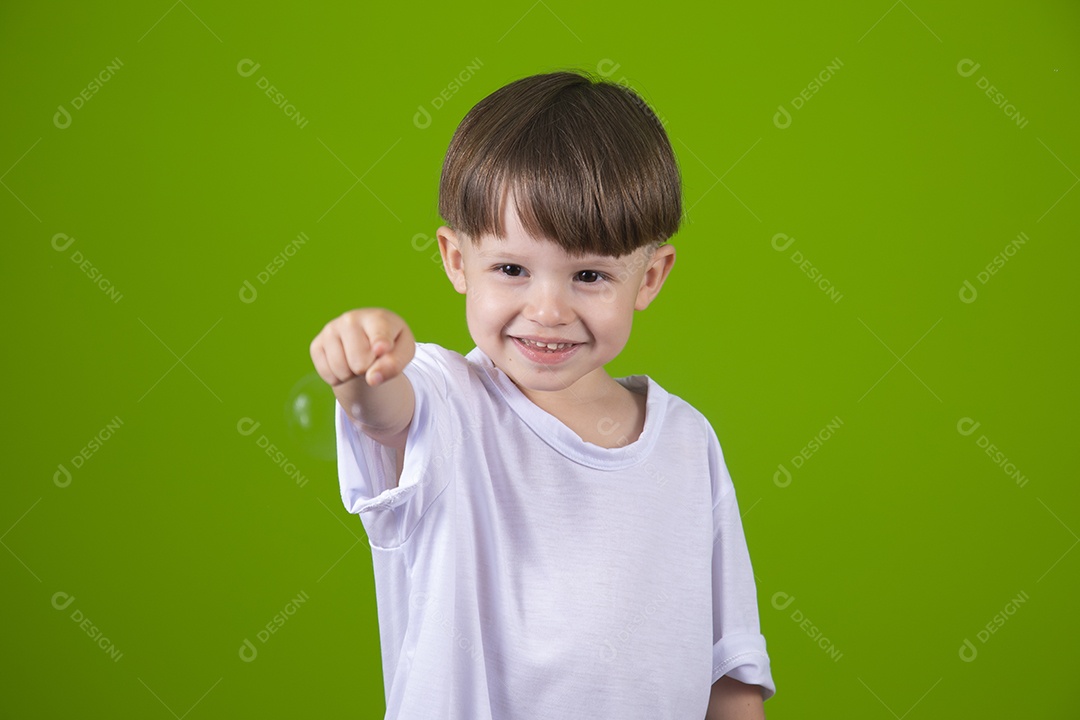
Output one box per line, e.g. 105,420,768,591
523,339,571,350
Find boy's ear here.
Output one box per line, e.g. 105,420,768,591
634,243,676,311
437,225,468,294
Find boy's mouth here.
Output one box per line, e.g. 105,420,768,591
515,337,578,351
510,336,582,364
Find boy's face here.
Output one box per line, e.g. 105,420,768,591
436,203,675,403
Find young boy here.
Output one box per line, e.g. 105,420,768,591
310,69,775,719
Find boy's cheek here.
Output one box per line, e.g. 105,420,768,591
465,282,495,310
466,288,507,328
600,284,640,313
469,277,520,308
599,283,619,304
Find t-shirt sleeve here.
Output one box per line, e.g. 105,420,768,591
706,420,776,700
334,342,456,550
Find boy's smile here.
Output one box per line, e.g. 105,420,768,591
509,336,582,365
436,201,675,410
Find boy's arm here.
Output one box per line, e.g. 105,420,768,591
310,308,416,464
333,371,414,453
705,676,766,720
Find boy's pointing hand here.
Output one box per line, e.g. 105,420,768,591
310,308,416,388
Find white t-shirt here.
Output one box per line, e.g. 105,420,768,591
335,342,775,719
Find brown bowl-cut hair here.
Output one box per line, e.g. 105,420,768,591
438,69,681,258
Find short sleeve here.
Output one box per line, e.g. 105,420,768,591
707,421,776,700
335,343,456,550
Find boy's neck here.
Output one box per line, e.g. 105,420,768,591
513,369,648,449
512,365,615,408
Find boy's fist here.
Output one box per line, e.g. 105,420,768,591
309,308,415,388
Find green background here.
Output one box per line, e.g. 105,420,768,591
3,1,1077,717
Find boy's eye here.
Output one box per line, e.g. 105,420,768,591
498,264,524,277
575,270,604,283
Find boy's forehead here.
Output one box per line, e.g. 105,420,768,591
470,233,629,265
476,194,634,264
481,198,623,261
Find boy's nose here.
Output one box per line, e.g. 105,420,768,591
523,282,573,326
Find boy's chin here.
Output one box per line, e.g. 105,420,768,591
500,362,609,398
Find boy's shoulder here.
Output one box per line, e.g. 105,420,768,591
646,379,717,445
406,341,472,387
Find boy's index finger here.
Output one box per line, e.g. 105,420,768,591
362,312,397,357
370,338,391,358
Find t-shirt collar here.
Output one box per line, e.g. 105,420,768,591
464,346,668,470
